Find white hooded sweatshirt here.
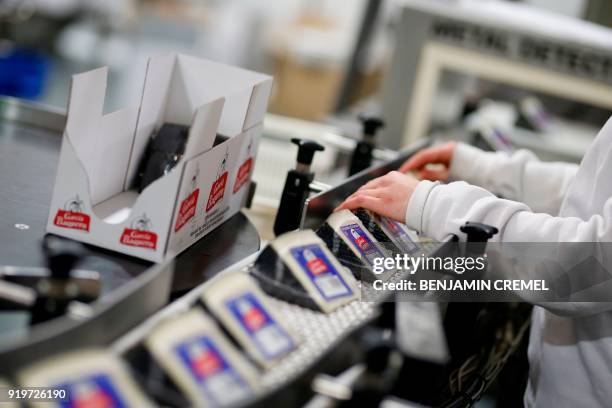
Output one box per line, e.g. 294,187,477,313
405,118,612,407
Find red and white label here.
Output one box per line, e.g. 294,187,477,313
53,210,91,232
74,389,112,408
232,157,253,194
243,307,266,331
174,189,199,232
307,258,329,276
206,172,228,212
120,228,157,250
193,351,222,378
356,236,369,250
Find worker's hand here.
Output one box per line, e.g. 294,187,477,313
335,171,420,222
398,141,457,182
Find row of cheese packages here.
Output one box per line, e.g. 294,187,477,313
12,209,421,407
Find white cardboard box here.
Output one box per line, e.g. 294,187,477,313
46,54,273,262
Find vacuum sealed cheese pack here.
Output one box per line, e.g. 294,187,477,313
17,349,151,408
201,273,298,368
325,210,393,279
145,309,259,407
271,229,359,313
372,213,419,253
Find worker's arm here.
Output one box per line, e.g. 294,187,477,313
449,143,578,215
400,142,578,215
406,179,612,317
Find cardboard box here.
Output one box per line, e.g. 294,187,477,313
46,54,273,262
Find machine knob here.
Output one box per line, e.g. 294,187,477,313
360,327,394,374
348,115,385,176
29,236,89,324
359,114,385,139
460,222,498,262
291,138,325,167
273,139,325,235
459,222,498,242
43,235,86,280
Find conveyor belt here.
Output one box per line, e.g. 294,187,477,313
256,241,444,394
259,297,376,389
112,240,447,406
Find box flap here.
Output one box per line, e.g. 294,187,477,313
175,55,272,136
183,98,225,160
124,54,177,190
66,67,138,206
243,79,274,131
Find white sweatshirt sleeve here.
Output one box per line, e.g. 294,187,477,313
405,180,612,317
448,143,578,215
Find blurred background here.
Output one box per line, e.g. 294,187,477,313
1,0,611,118
2,0,612,219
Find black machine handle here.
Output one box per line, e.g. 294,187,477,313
292,138,325,167
29,236,89,324
460,222,498,259
274,139,326,236
43,235,87,280
359,114,385,138
349,115,385,176
460,222,499,243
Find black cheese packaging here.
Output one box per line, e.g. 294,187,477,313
317,209,394,283
145,309,259,407
17,350,151,407
250,229,359,313
200,273,298,368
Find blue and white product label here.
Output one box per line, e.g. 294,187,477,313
56,374,126,408
175,336,251,406
226,293,295,360
340,224,385,267
290,244,353,300
378,216,418,252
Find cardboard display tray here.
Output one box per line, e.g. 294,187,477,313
0,97,261,371
0,97,260,289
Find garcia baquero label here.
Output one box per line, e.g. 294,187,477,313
232,157,253,194
175,189,200,232
53,209,91,232
206,172,228,212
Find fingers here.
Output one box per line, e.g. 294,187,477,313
357,171,404,194
399,147,445,173
418,166,449,181
398,142,456,173
357,176,387,192
334,169,419,221
335,193,384,213
335,170,418,215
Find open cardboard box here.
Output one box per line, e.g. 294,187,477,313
46,54,273,262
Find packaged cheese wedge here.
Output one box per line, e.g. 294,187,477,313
145,309,259,407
